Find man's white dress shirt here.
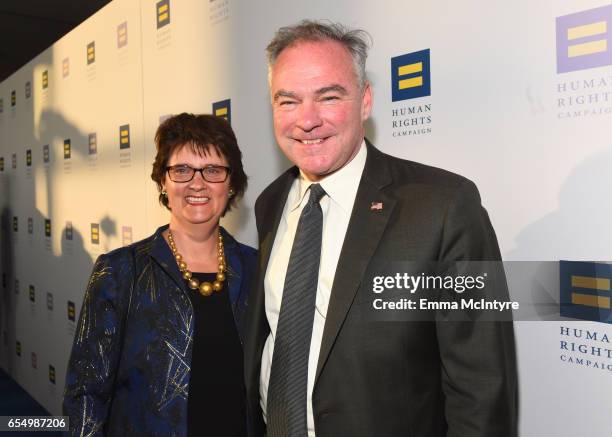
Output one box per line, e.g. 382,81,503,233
260,141,367,437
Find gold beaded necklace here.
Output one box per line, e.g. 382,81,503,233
167,229,226,297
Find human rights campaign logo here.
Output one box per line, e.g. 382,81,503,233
560,261,611,323
42,70,48,89
91,223,100,244
391,49,431,102
26,149,32,167
64,139,71,159
62,58,69,78
213,99,231,124
122,226,133,246
89,133,97,155
117,21,128,48
11,90,16,107
43,144,50,163
87,41,96,65
29,285,35,303
157,0,170,29
45,219,51,238
67,301,76,322
65,221,73,241
25,81,31,99
49,365,56,384
119,124,130,149
556,5,612,73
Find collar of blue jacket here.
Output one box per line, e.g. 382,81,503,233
149,224,251,312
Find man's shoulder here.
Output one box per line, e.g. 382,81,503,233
371,145,475,192
255,166,297,210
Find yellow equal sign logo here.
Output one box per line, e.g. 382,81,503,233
567,21,608,58
91,223,100,245
212,99,231,124
45,219,51,237
117,21,128,48
570,275,611,309
87,41,95,65
122,226,133,246
119,124,130,149
157,0,171,29
89,133,97,155
64,139,71,159
42,70,48,89
68,301,76,321
65,221,73,241
49,365,56,384
398,62,424,90
62,58,69,77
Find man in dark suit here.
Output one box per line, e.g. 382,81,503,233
244,20,518,437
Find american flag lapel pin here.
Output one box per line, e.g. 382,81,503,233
370,201,383,212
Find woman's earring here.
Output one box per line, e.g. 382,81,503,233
228,189,235,198
161,189,167,197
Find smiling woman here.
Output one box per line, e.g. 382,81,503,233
63,113,256,437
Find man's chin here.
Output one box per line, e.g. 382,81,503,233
299,165,334,182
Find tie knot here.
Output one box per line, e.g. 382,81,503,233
308,183,326,205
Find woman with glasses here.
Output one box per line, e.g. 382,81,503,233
64,113,256,437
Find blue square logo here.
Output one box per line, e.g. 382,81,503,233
119,124,130,149
556,5,612,73
391,49,431,102
560,261,611,323
212,99,231,124
157,0,170,29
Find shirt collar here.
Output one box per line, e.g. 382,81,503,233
289,140,367,213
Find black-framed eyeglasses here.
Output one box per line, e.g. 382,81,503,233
165,164,231,183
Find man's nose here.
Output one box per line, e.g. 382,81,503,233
295,101,323,132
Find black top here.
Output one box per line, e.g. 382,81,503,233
187,272,247,437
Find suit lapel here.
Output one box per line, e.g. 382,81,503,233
257,168,297,287
246,167,297,370
315,142,396,384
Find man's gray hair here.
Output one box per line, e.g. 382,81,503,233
266,20,371,89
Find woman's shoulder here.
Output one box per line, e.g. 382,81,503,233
98,231,158,266
236,240,257,260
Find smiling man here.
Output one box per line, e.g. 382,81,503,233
244,20,518,437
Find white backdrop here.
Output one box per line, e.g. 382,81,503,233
0,1,611,435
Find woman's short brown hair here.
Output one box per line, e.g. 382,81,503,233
151,113,247,214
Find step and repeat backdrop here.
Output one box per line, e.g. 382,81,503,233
0,0,611,434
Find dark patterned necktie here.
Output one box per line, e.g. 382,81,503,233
267,183,326,437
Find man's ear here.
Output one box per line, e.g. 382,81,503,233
361,82,373,121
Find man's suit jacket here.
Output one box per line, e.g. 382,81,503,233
244,141,518,437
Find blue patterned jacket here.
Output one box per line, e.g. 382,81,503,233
63,225,257,436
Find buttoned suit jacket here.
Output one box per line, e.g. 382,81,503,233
244,141,518,437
